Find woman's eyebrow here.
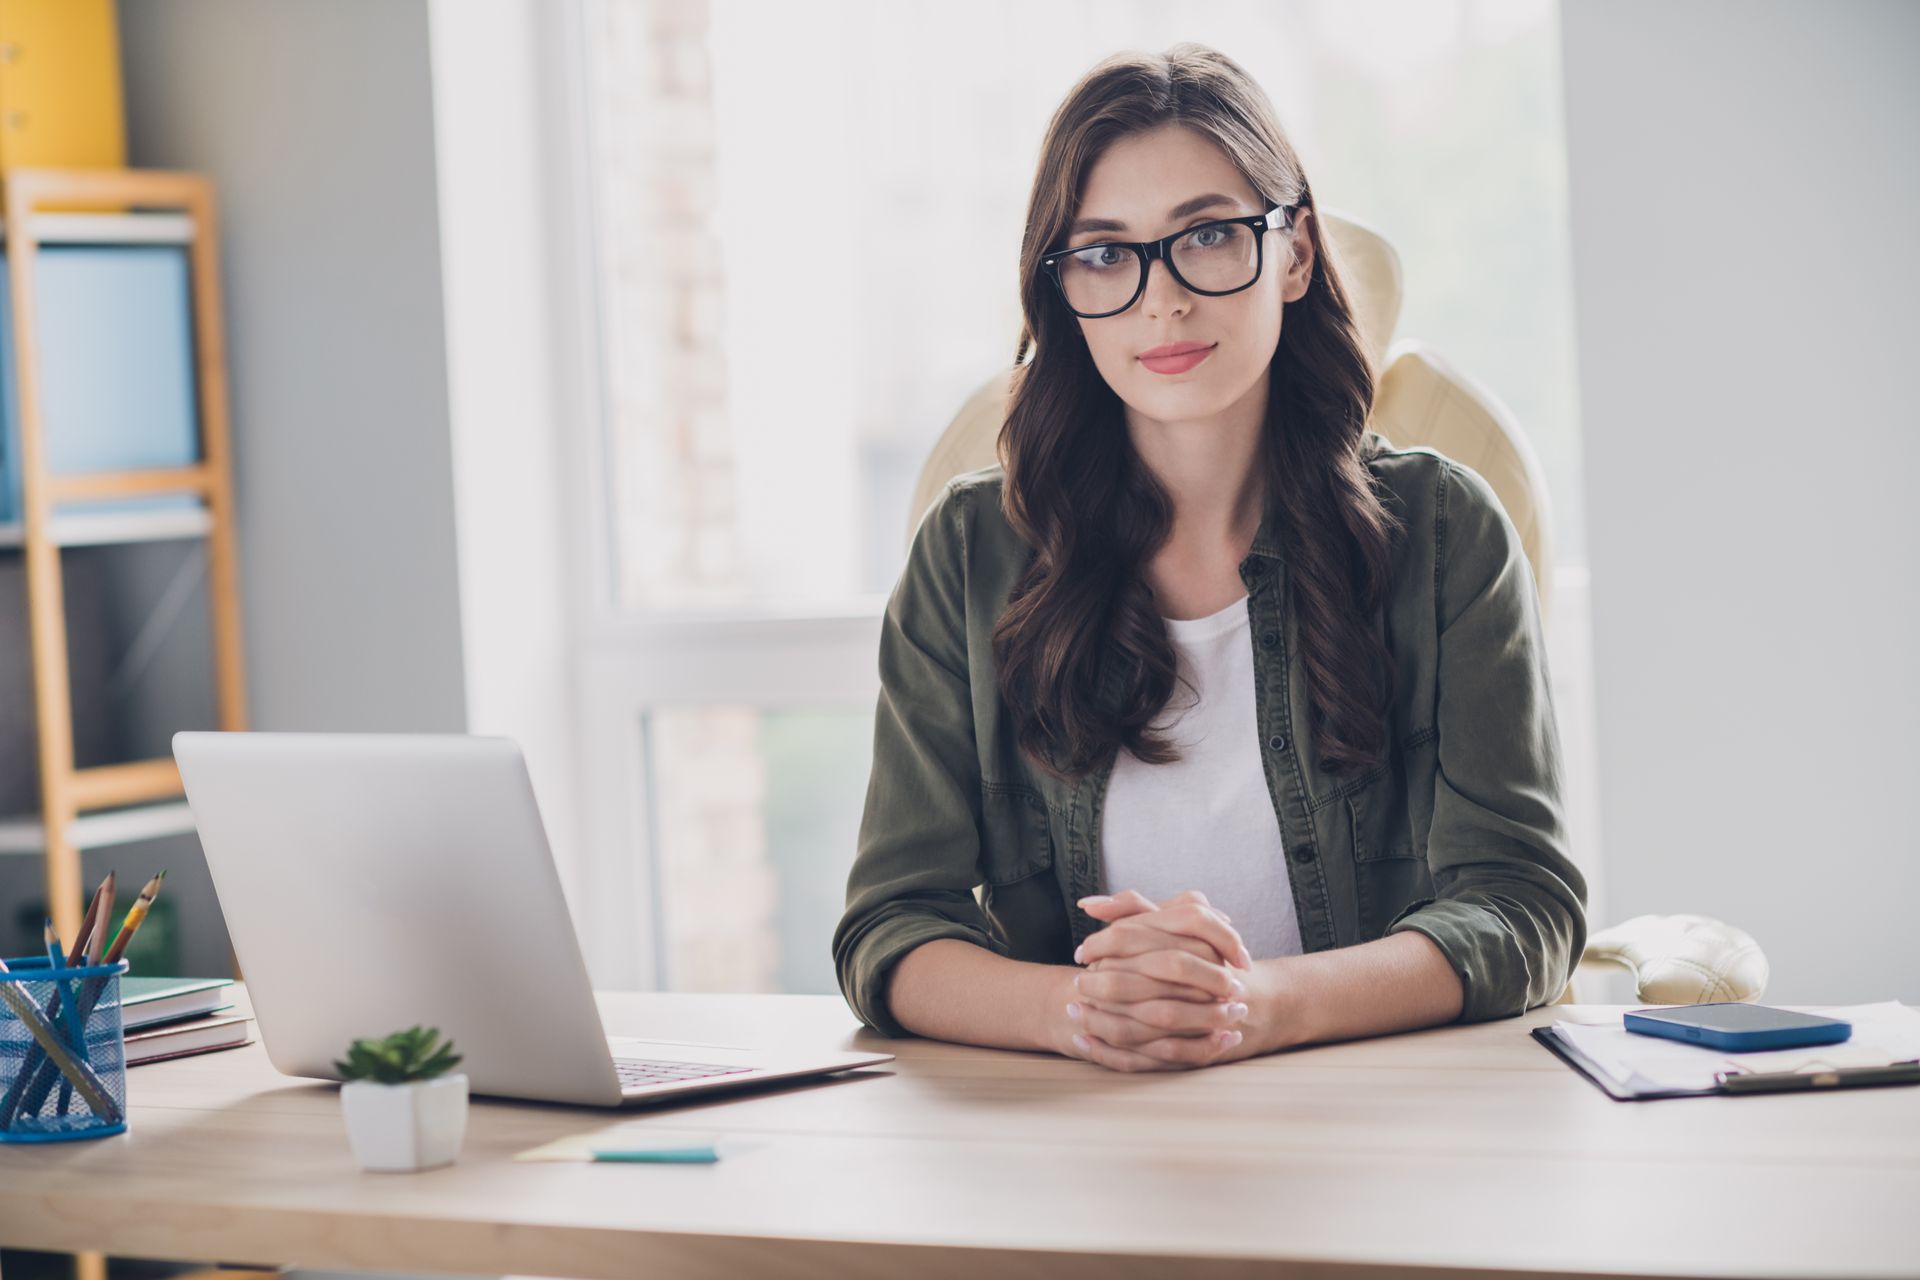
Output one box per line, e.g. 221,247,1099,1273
1068,193,1241,236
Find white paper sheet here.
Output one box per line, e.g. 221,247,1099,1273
1552,1000,1920,1093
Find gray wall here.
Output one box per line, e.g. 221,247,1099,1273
0,0,467,974
118,0,467,734
1563,0,1920,1003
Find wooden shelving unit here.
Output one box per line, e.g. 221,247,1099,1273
0,169,249,943
0,504,214,549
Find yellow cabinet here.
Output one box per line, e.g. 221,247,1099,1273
0,0,125,210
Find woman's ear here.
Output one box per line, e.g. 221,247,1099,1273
1280,207,1315,304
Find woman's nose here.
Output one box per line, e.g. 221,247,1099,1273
1141,255,1191,317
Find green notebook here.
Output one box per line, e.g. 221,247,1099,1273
118,976,235,1030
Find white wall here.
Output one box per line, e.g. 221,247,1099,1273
425,0,586,901
1563,0,1920,1003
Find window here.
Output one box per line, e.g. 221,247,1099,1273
574,0,1593,992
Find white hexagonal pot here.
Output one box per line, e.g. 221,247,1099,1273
340,1072,469,1172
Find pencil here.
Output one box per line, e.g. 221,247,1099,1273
59,872,116,1115
44,919,91,1109
103,869,163,963
38,875,112,1118
86,871,117,964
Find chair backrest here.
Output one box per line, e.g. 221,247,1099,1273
905,210,1556,618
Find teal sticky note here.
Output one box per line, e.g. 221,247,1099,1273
590,1146,719,1163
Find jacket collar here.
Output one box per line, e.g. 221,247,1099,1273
1238,483,1287,586
1238,428,1389,570
1244,491,1286,565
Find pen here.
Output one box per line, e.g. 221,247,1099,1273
1716,1061,1920,1093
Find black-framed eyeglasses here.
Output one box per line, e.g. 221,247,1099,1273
1041,204,1297,319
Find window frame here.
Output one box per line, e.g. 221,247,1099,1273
547,0,889,990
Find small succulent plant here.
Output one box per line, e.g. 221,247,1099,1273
334,1025,463,1085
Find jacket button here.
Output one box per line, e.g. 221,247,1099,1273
1292,845,1317,864
1268,734,1288,752
1260,629,1279,648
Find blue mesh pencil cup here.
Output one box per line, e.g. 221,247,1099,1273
0,955,130,1141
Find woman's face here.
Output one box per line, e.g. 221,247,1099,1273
1063,124,1312,426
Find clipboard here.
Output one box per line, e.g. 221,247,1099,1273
1531,1025,1920,1101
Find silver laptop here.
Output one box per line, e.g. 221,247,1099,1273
171,731,893,1107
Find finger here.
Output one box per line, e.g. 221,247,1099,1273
1075,966,1223,1005
1069,1031,1181,1073
1073,907,1253,972
1127,1028,1245,1066
1076,889,1158,920
1091,950,1244,1001
1082,995,1249,1037
1079,890,1233,929
1161,888,1221,917
1077,923,1234,969
1067,1013,1244,1074
1073,999,1198,1050
1161,902,1255,970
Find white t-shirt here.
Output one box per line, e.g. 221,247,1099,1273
1099,593,1305,961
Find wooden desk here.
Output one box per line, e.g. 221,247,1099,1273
1,988,1916,1279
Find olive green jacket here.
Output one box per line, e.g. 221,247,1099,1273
832,432,1587,1037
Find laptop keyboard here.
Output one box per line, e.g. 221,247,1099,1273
614,1057,754,1088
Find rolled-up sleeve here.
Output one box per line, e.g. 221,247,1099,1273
832,479,1007,1036
1385,460,1589,1023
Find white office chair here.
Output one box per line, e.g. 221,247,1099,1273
909,209,1769,1008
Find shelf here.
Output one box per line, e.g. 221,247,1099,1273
0,800,197,855
0,211,195,246
0,505,213,549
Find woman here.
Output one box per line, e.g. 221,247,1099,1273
832,43,1586,1073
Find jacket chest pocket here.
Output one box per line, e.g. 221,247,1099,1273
1341,760,1432,940
979,785,1053,885
1343,761,1418,863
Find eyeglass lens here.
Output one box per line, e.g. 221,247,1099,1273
1057,222,1260,316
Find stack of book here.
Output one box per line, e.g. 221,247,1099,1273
121,976,252,1065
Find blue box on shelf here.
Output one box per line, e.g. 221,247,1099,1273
0,243,203,525
0,954,131,1142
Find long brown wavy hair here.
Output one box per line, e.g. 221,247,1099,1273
992,43,1401,782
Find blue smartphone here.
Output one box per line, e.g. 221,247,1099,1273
1623,1002,1852,1052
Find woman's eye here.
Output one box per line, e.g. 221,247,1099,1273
1073,245,1125,270
1187,224,1240,251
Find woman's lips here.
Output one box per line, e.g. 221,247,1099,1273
1139,344,1216,375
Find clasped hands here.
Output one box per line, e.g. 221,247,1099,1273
1059,888,1277,1073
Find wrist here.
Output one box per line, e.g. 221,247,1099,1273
1248,956,1315,1053
1033,963,1082,1056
